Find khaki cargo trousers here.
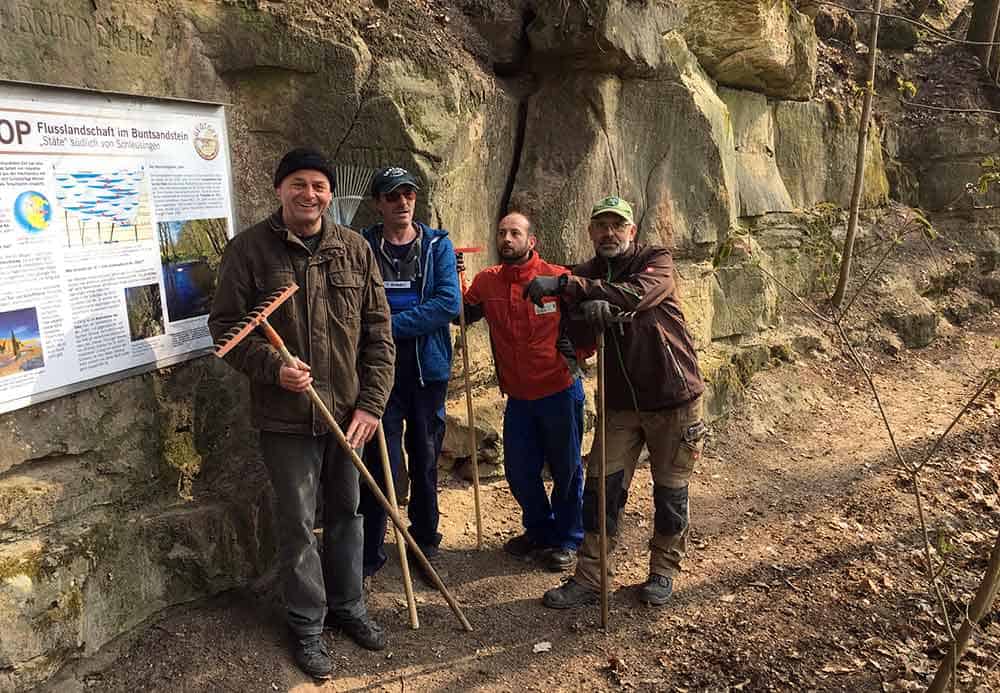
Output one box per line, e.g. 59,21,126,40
574,396,705,590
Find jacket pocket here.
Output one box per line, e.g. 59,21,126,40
327,270,363,320
254,270,296,295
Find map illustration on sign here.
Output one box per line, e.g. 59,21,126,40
53,167,153,247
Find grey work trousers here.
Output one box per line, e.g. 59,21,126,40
260,431,366,637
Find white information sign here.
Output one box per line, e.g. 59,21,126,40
0,82,236,414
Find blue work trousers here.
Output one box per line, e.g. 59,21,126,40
360,367,447,576
503,379,585,550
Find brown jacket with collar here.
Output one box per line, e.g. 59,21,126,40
564,241,704,412
208,209,395,435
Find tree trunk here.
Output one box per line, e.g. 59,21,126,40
831,0,881,310
968,0,1000,72
927,529,1000,693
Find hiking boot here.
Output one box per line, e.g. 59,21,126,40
540,547,576,573
504,533,539,558
638,573,673,606
542,578,599,609
326,613,387,651
294,635,333,679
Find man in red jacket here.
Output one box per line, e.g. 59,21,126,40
525,196,707,608
459,211,584,572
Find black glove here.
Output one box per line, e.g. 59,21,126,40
580,300,617,331
455,251,466,274
523,274,566,306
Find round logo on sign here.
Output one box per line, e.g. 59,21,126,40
193,123,220,161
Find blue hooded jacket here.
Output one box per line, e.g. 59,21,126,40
360,221,460,385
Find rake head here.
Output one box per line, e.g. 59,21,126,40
214,283,299,358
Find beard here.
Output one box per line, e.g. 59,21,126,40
500,245,531,264
596,238,631,259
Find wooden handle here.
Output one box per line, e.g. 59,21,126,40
264,318,472,632
457,303,484,550
378,422,419,629
597,331,609,629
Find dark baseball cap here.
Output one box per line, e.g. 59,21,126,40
371,166,420,197
273,147,336,189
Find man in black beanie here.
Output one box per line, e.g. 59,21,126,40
209,148,395,679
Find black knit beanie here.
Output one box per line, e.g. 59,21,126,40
273,147,336,190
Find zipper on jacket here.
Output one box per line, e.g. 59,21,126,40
606,262,640,412
664,341,691,398
415,231,442,388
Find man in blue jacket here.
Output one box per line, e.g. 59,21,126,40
359,167,460,584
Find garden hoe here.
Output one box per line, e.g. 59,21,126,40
214,283,472,632
455,246,484,550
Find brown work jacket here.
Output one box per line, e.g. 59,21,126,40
564,242,705,412
208,209,395,435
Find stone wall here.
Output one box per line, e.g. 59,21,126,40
0,0,896,688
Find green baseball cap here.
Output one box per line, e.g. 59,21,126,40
590,195,634,224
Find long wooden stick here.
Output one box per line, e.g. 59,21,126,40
457,266,483,550
597,330,609,629
259,320,472,632
377,422,419,629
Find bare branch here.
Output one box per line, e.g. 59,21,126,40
915,372,1000,473
751,262,837,325
818,0,1000,47
902,100,1000,117
833,320,912,473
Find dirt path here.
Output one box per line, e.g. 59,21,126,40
56,315,1000,692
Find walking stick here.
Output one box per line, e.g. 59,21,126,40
596,330,609,629
583,308,634,631
377,422,419,629
215,284,472,632
455,246,483,550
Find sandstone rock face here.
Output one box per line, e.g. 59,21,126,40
511,33,738,264
526,0,687,77
774,100,890,209
681,0,818,100
719,88,795,217
887,116,1000,212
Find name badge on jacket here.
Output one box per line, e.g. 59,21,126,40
534,301,558,316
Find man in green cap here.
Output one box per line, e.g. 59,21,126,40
524,195,707,609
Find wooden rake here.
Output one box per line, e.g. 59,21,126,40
215,283,472,632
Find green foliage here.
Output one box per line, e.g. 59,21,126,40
896,76,918,99
976,156,1000,195
802,204,844,294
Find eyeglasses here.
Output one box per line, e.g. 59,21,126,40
383,188,416,203
590,219,628,233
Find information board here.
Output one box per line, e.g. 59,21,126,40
0,81,236,414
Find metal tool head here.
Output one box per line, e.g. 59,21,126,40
214,283,299,358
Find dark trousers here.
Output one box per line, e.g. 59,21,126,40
503,379,585,550
360,376,448,576
260,431,366,637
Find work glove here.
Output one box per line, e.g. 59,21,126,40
523,274,567,306
455,251,466,274
579,300,617,331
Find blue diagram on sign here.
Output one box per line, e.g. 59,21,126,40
53,168,151,246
